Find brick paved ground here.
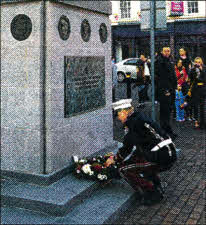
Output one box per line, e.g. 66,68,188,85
112,103,205,225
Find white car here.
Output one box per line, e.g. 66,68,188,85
115,58,140,82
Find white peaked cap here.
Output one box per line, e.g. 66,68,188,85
112,99,132,111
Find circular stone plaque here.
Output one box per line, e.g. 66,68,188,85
99,23,108,43
58,15,71,41
11,14,32,41
81,19,91,42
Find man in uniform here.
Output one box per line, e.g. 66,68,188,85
108,99,177,205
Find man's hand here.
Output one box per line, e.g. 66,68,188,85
104,156,115,167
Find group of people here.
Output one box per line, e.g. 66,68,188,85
174,48,206,129
155,47,206,132
120,47,206,133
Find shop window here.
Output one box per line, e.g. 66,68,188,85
120,0,131,19
188,1,199,14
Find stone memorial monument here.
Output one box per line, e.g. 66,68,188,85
1,0,115,175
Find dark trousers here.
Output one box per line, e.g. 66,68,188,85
158,92,174,135
118,158,160,193
194,96,206,127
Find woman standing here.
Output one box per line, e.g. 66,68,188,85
178,48,192,74
189,57,206,129
178,48,193,120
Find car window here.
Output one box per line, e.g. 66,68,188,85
123,59,138,66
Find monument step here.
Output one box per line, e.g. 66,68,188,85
1,173,102,217
2,179,135,224
2,144,121,217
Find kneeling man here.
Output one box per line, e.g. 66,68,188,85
110,99,177,205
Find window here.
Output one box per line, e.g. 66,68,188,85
188,1,199,14
120,0,131,19
124,59,138,66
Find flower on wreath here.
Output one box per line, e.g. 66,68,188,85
73,152,120,181
81,164,92,175
79,159,87,164
91,163,102,172
97,174,108,181
76,164,82,174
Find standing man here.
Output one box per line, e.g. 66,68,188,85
155,47,178,140
140,54,151,101
135,55,150,104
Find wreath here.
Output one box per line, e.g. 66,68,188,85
73,152,120,181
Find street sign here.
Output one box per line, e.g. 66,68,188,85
140,1,167,30
170,1,184,16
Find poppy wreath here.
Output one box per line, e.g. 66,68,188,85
73,152,120,181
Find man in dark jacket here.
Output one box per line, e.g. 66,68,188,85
138,54,151,103
111,99,177,205
155,47,178,140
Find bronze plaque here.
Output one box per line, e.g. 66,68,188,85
81,19,91,42
99,23,108,43
11,14,32,41
64,56,106,117
58,15,71,40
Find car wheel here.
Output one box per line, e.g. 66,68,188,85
117,72,125,83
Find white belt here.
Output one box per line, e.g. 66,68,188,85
151,139,173,152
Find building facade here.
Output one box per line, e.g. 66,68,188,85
110,1,206,63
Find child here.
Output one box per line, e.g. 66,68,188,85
175,85,187,122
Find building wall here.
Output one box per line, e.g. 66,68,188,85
110,1,206,24
111,1,206,62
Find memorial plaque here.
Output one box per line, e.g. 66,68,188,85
99,23,108,43
81,19,91,42
64,56,106,117
58,15,71,40
11,14,32,41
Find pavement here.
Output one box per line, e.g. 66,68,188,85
112,100,205,225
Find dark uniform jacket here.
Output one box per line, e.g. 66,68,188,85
116,112,169,164
155,54,177,98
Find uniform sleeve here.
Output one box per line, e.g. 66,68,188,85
115,133,134,164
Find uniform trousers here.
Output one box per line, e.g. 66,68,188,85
118,157,161,193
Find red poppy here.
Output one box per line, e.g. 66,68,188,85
92,164,102,171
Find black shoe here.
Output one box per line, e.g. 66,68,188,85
142,190,163,206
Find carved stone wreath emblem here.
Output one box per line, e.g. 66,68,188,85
99,23,108,43
58,15,71,40
81,19,91,42
11,14,32,41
